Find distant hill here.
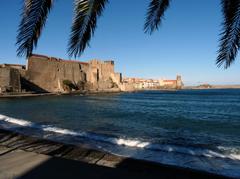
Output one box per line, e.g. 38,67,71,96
183,84,240,90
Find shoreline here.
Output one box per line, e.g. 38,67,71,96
0,90,125,98
0,128,230,178
1,87,240,98
2,86,240,99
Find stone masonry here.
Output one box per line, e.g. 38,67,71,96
0,67,21,93
24,54,123,92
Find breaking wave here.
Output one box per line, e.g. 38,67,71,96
0,114,239,161
0,114,150,148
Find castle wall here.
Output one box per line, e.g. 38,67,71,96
88,60,120,90
0,67,21,93
88,60,114,81
100,61,114,81
26,55,86,92
0,68,11,89
111,73,122,85
0,64,25,70
25,55,122,92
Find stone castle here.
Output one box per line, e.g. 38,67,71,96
25,54,123,92
0,54,128,93
0,54,183,94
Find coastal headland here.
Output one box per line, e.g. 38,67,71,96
184,84,240,90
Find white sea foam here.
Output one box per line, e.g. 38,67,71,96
230,154,240,160
115,138,149,148
0,114,240,161
217,146,240,160
0,114,33,127
0,114,149,148
43,126,79,136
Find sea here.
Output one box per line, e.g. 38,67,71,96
0,89,240,178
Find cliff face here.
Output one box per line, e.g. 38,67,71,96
23,54,123,93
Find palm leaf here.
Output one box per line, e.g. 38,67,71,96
68,0,108,57
144,0,170,34
217,0,240,68
16,0,53,57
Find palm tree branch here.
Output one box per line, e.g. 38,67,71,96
217,0,240,68
68,0,108,57
144,0,170,34
16,0,53,57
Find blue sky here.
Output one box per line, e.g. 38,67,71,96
0,0,240,85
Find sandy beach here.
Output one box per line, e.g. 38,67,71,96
0,128,230,179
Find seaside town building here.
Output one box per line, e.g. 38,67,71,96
123,75,183,90
0,54,183,94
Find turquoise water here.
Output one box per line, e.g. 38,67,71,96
0,89,240,177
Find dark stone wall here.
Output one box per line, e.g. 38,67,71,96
0,67,21,93
25,55,122,92
26,56,87,92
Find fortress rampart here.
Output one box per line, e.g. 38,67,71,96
0,54,124,93
24,54,123,92
0,67,21,93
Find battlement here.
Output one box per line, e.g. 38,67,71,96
104,61,114,65
24,54,122,92
30,54,89,66
0,64,25,70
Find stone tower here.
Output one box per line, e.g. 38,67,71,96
176,75,183,89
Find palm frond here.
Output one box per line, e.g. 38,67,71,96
16,0,53,57
144,0,170,34
217,0,240,68
68,0,108,57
